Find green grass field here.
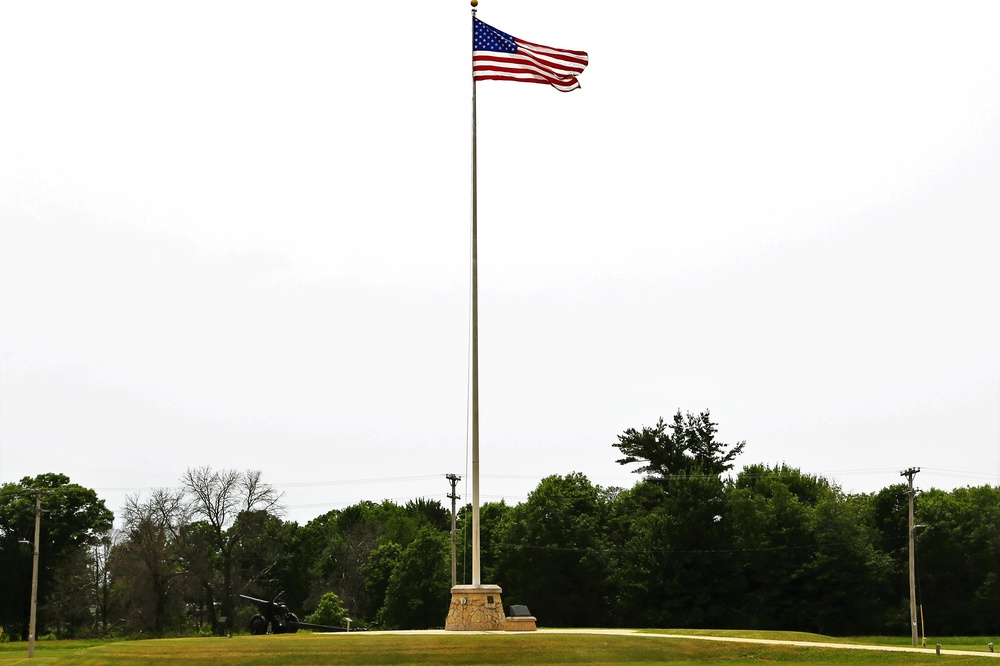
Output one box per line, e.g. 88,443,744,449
0,631,996,665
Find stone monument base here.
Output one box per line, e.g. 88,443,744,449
444,584,505,631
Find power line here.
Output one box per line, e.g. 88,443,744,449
91,465,996,517
93,474,445,493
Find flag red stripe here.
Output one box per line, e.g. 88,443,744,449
474,53,575,78
474,73,580,93
473,67,580,89
473,66,581,92
474,53,582,91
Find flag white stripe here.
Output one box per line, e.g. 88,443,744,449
517,46,586,77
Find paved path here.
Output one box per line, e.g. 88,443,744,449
383,628,999,658
548,629,1000,658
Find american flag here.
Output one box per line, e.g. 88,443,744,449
473,18,588,93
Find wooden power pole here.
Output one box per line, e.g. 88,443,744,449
446,474,461,587
26,491,43,659
901,467,920,647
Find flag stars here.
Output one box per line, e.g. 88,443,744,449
474,19,518,54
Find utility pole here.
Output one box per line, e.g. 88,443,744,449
28,491,42,659
446,474,461,587
901,467,920,648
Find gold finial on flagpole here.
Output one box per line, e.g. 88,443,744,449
470,0,478,6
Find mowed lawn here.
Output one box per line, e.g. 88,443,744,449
0,631,996,665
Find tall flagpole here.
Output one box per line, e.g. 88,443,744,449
470,1,481,588
447,2,506,632
452,6,580,630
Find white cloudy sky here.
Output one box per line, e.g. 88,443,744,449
2,1,998,526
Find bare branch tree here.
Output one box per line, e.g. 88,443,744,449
118,488,188,633
243,469,283,516
181,467,284,634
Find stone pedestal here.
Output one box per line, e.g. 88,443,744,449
503,615,537,631
445,584,505,631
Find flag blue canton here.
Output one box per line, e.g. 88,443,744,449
474,20,517,54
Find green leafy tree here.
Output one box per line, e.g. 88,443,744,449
232,511,296,593
0,474,113,639
172,520,221,633
914,485,1000,635
869,483,910,549
854,485,911,632
403,498,450,533
290,509,336,583
607,480,668,626
607,410,745,627
44,547,95,637
379,527,450,629
725,464,827,630
802,491,895,634
610,474,731,628
305,591,348,628
456,500,510,585
360,541,402,626
613,410,745,487
493,473,614,627
725,465,894,634
298,498,453,625
308,501,407,622
289,509,345,616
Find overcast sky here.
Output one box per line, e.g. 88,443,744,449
2,1,998,527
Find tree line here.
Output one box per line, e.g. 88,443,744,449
1,411,997,640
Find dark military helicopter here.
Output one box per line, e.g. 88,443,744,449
240,594,346,635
